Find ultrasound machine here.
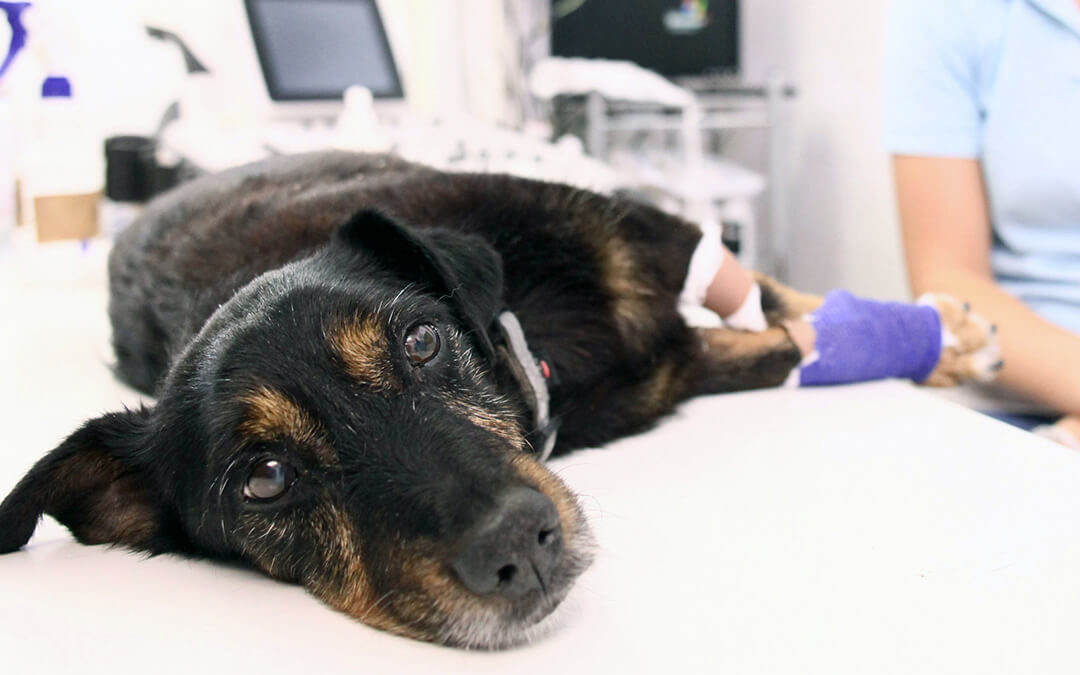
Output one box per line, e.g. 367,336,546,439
154,0,616,191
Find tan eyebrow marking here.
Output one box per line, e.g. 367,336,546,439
330,316,399,391
240,385,336,464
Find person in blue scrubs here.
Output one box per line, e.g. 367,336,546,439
885,0,1080,443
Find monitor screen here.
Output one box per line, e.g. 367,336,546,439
551,0,739,78
245,0,403,101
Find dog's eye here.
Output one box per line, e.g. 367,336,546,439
404,323,440,365
243,459,296,501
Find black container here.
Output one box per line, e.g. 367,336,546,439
104,135,157,203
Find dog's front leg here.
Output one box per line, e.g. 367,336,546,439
753,274,825,325
688,326,805,396
705,276,999,388
677,226,997,389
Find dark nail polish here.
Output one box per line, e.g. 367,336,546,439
990,324,998,334
963,302,971,312
992,360,1004,372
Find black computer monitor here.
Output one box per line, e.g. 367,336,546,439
245,0,404,102
551,0,739,79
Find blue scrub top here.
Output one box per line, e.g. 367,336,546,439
884,0,1080,332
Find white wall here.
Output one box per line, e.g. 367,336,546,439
741,0,909,299
381,0,517,124
134,0,515,123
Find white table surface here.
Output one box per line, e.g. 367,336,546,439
4,236,1080,674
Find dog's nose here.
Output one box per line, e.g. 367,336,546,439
451,487,563,598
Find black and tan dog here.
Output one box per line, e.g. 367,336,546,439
0,152,991,648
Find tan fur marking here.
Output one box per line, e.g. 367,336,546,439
318,532,433,642
601,237,657,345
443,399,525,449
308,510,375,618
241,386,335,464
90,479,160,545
639,359,682,417
410,553,482,630
245,502,427,639
509,453,586,543
331,316,399,390
700,325,796,360
754,273,825,319
50,450,159,547
568,192,657,352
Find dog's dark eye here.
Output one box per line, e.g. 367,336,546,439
404,323,440,365
243,459,296,501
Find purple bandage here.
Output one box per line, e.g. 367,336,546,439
799,290,942,386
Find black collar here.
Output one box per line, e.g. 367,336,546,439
492,311,558,461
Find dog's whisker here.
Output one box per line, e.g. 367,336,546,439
385,283,416,327
209,456,247,543
197,476,221,536
389,283,414,307
355,589,397,628
254,520,277,543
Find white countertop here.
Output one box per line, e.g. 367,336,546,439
4,236,1080,674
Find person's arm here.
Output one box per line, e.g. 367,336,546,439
894,155,1080,415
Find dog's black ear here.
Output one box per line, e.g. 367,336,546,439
0,408,177,555
336,209,504,359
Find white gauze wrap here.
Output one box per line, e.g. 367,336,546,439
679,220,724,307
724,282,767,332
679,221,767,332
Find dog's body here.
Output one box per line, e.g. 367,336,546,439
0,152,979,648
109,152,806,450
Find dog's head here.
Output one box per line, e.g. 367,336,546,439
0,210,593,648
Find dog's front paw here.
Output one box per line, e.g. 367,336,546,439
918,293,1002,387
754,274,824,325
